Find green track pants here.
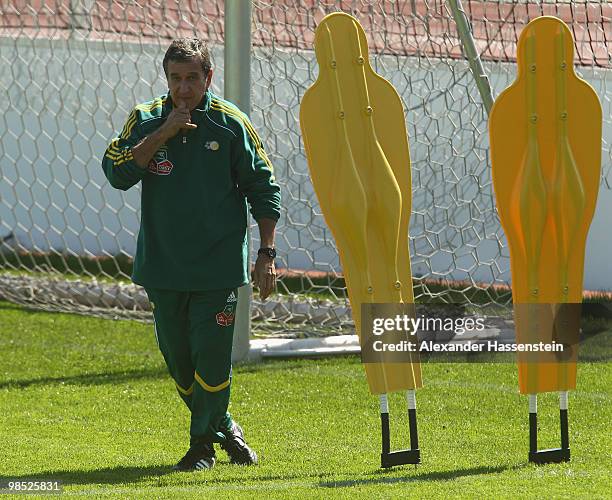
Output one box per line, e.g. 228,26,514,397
145,287,238,444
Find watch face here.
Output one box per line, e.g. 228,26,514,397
259,248,276,258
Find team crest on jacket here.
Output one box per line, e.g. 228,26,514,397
216,291,237,327
148,146,174,175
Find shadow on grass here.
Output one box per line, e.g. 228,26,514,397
0,465,172,486
0,367,167,389
1,464,522,489
0,467,338,487
319,464,521,488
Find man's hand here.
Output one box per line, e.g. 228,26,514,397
159,101,197,140
132,101,197,168
253,255,276,300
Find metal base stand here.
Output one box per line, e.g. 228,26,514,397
380,390,420,468
528,392,570,464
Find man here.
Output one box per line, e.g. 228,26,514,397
101,38,281,472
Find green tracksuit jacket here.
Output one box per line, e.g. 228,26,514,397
101,91,281,290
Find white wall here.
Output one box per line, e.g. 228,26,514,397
0,37,610,290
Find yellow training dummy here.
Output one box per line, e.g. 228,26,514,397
300,12,422,467
300,12,421,395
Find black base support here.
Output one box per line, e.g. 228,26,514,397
380,408,421,468
528,408,570,464
529,448,571,464
381,449,421,468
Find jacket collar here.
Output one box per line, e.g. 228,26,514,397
192,90,212,114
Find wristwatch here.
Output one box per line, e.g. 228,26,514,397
258,247,277,259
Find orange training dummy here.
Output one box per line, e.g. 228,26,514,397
490,16,602,463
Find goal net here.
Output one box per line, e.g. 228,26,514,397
0,1,609,336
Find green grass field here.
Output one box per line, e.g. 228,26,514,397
0,301,610,499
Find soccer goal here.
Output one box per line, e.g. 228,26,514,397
0,1,609,346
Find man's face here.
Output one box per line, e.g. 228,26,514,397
166,59,213,111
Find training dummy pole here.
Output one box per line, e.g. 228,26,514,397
490,17,602,464
300,12,422,467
